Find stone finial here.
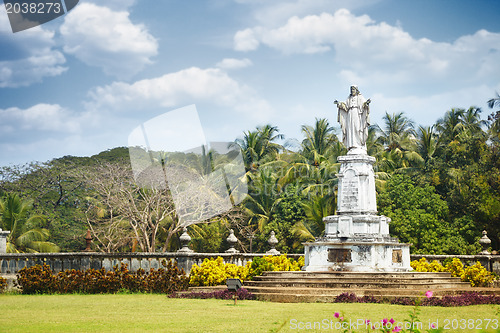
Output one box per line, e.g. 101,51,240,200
225,229,240,253
84,229,93,252
266,231,280,255
177,227,194,253
0,228,10,254
479,230,492,255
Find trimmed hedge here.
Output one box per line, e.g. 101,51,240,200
15,260,189,294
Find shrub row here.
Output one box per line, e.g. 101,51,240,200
188,255,304,287
336,292,500,306
411,257,497,287
15,260,189,294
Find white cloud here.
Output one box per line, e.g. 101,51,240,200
234,9,500,93
0,8,67,87
369,84,498,128
60,3,158,78
234,0,379,26
234,28,261,51
87,66,271,116
216,58,253,70
85,0,136,11
0,104,81,135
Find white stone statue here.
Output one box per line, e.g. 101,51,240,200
334,86,371,152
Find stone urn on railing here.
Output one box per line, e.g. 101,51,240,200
266,231,280,255
177,227,194,253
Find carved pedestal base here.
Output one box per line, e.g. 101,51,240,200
303,238,411,272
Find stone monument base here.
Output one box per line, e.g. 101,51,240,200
304,238,411,272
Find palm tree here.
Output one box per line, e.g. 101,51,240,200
234,124,284,171
417,125,439,164
460,107,487,139
375,111,416,152
243,166,282,232
291,194,334,248
487,93,500,110
487,93,500,139
0,193,59,253
366,126,383,157
435,108,466,142
300,118,342,164
374,112,422,173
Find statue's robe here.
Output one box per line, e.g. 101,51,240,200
337,93,370,150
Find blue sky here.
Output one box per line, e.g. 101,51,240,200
1,0,499,166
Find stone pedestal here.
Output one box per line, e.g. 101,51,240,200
303,152,411,272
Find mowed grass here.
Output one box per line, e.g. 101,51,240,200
0,294,499,332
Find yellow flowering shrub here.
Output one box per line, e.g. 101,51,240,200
461,262,496,287
189,255,305,286
189,257,249,287
444,257,464,277
0,276,6,293
410,257,446,272
247,255,304,279
411,257,497,287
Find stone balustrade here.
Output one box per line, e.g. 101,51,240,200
0,252,303,275
1,252,500,275
1,228,498,276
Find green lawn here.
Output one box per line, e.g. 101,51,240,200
0,294,499,332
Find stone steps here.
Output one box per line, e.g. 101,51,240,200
244,271,499,303
253,277,466,285
246,281,470,289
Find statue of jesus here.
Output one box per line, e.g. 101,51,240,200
334,85,371,152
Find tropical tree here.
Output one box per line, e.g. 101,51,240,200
459,107,487,141
416,125,440,165
292,194,333,248
375,112,416,151
373,112,423,173
300,118,343,165
234,124,284,171
487,93,500,139
378,175,476,254
435,108,466,142
0,193,59,253
243,166,282,232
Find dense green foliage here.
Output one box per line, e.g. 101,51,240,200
0,193,59,253
1,98,499,254
378,175,478,254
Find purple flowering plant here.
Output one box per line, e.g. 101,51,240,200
333,291,443,333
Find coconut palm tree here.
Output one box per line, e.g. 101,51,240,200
488,93,500,139
0,193,59,253
487,93,500,111
460,107,487,139
417,125,440,164
375,111,416,152
291,194,334,248
373,112,422,173
300,118,342,165
234,124,284,171
243,166,282,232
435,108,466,142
